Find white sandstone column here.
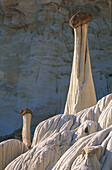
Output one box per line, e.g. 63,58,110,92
20,108,32,148
64,12,97,115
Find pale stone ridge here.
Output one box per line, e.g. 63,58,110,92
0,139,28,170
31,93,111,149
5,119,98,170
4,94,112,170
102,132,112,170
53,127,112,170
76,93,112,126
64,23,97,115
98,97,112,129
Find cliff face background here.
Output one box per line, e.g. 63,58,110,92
0,0,111,139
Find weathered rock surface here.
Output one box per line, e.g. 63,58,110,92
64,23,97,115
53,127,112,170
0,139,27,170
4,93,112,170
0,0,112,138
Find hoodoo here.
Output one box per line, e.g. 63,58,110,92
0,108,32,169
0,10,111,170
64,12,97,115
20,108,32,149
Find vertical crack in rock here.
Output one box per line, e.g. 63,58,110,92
64,12,97,115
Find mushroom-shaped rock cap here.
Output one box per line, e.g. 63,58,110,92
20,108,32,116
70,12,91,29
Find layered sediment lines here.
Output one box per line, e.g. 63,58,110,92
4,93,112,170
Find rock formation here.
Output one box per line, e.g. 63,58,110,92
20,108,32,148
0,139,27,170
53,127,112,170
3,93,112,170
0,1,111,169
64,12,97,115
0,0,111,139
0,108,32,170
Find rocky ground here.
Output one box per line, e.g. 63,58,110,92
0,93,111,170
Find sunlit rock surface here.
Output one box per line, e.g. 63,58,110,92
0,0,112,138
64,23,97,115
4,94,112,170
0,139,27,170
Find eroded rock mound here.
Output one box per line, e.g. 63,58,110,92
0,139,27,170
4,93,112,170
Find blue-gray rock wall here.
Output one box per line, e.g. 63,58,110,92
0,0,111,139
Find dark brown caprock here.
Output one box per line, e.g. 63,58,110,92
20,108,32,116
70,12,91,29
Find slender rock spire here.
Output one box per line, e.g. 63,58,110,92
20,108,32,148
64,12,97,115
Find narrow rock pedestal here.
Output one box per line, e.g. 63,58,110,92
20,108,32,149
64,12,97,115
